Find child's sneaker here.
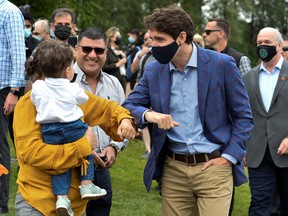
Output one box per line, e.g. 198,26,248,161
56,196,74,216
79,183,107,200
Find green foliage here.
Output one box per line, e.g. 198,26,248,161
9,0,288,75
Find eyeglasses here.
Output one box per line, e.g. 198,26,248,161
283,46,288,52
78,45,106,55
204,29,221,35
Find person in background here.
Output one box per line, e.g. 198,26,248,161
19,6,40,59
130,32,153,158
74,27,128,216
50,8,76,42
203,18,251,75
122,5,253,216
103,26,127,91
32,19,51,42
281,37,288,61
19,4,34,39
125,32,145,96
127,28,140,51
0,0,26,214
243,27,288,216
193,33,205,48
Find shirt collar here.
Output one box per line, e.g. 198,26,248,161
169,43,197,72
73,62,103,84
260,56,284,73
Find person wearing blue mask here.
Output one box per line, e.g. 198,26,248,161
127,28,140,46
19,9,40,59
122,5,253,216
32,19,51,42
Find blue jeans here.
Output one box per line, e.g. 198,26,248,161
248,147,288,216
0,87,10,208
42,119,88,144
86,168,112,216
41,119,94,195
52,154,94,195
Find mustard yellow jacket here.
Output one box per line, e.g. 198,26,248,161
13,91,134,215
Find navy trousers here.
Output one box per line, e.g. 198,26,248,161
86,168,112,216
248,147,288,216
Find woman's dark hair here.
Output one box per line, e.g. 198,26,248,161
25,40,74,79
135,33,145,46
144,5,194,44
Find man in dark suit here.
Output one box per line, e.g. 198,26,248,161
122,5,253,216
243,27,288,216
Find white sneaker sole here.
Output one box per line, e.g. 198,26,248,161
81,191,107,200
56,205,74,216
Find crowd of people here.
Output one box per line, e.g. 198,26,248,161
1,1,288,216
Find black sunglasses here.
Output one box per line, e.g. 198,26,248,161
78,46,106,55
283,46,288,52
204,29,221,35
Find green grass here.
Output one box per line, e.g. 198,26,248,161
5,138,250,216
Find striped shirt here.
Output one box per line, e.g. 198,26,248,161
0,0,26,90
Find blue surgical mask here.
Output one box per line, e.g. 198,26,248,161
128,36,135,44
24,28,31,38
32,35,42,42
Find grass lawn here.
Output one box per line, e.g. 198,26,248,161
5,138,250,216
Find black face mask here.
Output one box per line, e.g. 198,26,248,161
54,25,71,41
115,36,122,45
257,45,277,62
152,41,179,64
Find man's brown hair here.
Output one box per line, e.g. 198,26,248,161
144,5,194,44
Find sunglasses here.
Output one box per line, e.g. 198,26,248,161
204,29,221,35
283,46,288,52
78,45,106,55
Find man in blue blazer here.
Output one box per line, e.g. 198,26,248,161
122,6,253,216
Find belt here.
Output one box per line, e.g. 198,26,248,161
166,148,221,166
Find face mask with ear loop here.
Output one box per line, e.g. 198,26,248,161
257,45,277,62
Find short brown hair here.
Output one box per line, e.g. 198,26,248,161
209,18,230,38
144,5,194,44
25,40,73,78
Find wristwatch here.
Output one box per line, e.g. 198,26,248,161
9,89,20,96
107,143,120,156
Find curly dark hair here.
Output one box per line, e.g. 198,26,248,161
144,5,194,44
25,40,74,79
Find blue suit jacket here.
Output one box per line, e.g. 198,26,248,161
122,47,253,190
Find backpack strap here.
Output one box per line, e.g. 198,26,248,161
140,51,152,78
